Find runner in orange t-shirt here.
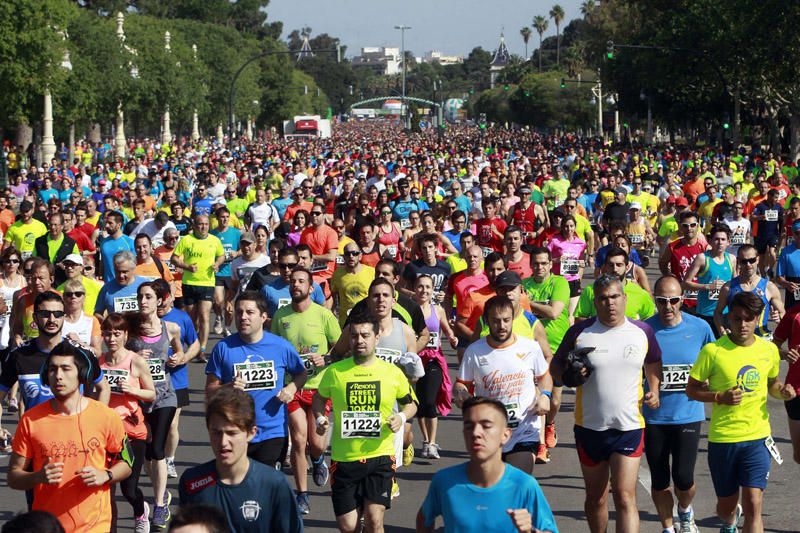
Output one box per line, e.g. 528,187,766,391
8,341,131,533
300,204,339,301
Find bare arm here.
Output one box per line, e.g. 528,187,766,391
658,245,672,276
331,324,351,360
313,248,338,263
681,254,708,292
533,321,553,362
125,356,156,402
415,326,430,353
713,284,731,335
416,510,435,533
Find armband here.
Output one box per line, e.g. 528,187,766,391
541,390,552,399
110,435,134,469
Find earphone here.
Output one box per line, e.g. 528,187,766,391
38,339,98,387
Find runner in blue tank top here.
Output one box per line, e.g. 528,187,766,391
714,244,784,338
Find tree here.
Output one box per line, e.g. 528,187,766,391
532,16,549,73
520,27,532,60
580,0,596,19
549,4,565,68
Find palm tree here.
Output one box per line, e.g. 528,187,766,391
580,0,596,19
549,4,565,67
532,15,548,73
520,26,532,60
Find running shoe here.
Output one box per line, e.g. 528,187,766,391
213,316,223,335
678,506,698,533
535,443,550,464
151,504,170,529
223,327,232,337
718,504,742,533
402,444,414,466
166,458,177,479
135,502,151,533
296,492,310,515
421,441,430,459
312,455,329,487
7,397,18,413
427,443,441,459
544,423,558,448
391,480,400,499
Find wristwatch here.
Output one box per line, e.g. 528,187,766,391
105,470,113,484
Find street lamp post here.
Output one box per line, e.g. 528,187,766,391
115,12,138,158
191,44,200,141
394,25,411,129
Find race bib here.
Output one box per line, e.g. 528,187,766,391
765,210,778,222
335,255,344,265
708,288,721,301
234,361,277,390
765,435,784,465
277,298,291,309
793,287,800,301
504,402,520,429
165,259,179,273
426,331,440,349
299,346,320,376
400,218,411,230
386,244,398,258
628,233,644,244
481,246,493,258
340,411,381,439
561,256,580,276
21,251,32,260
105,368,129,393
661,364,691,391
223,246,234,262
311,261,328,273
375,347,401,364
731,232,745,245
148,358,165,383
114,295,139,313
683,290,699,300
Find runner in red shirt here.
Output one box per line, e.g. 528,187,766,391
300,203,338,304
504,226,532,278
475,197,507,255
659,211,708,310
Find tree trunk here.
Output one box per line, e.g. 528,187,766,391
790,112,800,163
538,37,543,73
68,123,75,163
15,122,33,153
768,108,780,154
88,123,101,144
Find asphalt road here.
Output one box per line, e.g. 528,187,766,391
2,265,800,531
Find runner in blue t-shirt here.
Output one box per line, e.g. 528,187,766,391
211,207,242,336
94,252,146,316
99,211,136,282
261,249,326,318
642,276,715,533
205,291,306,469
418,396,558,533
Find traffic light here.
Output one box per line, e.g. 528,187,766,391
560,78,566,88
504,84,509,91
606,41,614,60
723,122,730,129
524,91,530,97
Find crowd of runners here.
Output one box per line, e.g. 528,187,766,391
0,121,799,533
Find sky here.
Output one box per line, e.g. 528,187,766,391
266,0,585,58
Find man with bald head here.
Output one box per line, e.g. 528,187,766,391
642,275,715,533
447,244,489,359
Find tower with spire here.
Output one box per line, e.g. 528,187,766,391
489,31,510,88
297,29,315,61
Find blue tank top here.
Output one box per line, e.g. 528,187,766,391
696,252,735,317
726,276,770,336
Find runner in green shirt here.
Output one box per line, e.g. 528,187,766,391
313,311,417,532
575,247,655,321
271,267,341,514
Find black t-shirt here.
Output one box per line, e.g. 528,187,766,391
245,266,280,293
170,215,193,236
401,259,451,295
603,202,630,225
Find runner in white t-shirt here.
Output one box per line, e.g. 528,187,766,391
454,294,552,475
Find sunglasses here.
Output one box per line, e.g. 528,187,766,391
344,250,361,257
83,266,94,272
35,310,65,319
681,222,698,228
64,291,85,298
311,211,324,216
655,296,681,306
739,257,758,265
3,259,20,264
279,262,298,269
381,210,392,215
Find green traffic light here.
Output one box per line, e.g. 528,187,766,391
606,51,614,60
479,123,486,129
560,79,566,88
504,85,509,91
524,91,530,97
723,123,730,129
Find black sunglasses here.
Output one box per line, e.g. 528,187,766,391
35,310,65,319
279,262,298,269
739,257,758,265
344,250,361,257
64,291,85,298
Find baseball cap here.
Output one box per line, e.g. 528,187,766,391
675,197,689,207
629,202,642,211
519,185,532,194
63,254,84,266
493,270,522,288
615,186,628,195
98,179,107,185
240,231,256,244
